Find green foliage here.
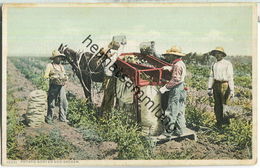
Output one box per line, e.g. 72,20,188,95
79,129,103,142
235,87,252,99
185,103,215,128
186,65,209,90
186,102,252,151
97,109,153,159
67,98,97,128
67,97,153,159
7,93,24,159
185,88,252,151
233,62,252,76
187,65,210,77
10,57,49,91
25,129,75,160
224,119,252,149
32,76,49,92
234,76,252,89
205,119,252,151
186,77,208,91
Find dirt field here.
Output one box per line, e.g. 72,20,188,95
6,57,252,160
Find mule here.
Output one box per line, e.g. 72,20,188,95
58,43,106,102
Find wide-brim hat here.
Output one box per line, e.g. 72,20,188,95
50,50,65,59
162,46,186,57
99,47,111,56
210,47,226,57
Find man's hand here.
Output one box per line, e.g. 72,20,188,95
159,86,169,94
208,89,213,97
162,66,172,71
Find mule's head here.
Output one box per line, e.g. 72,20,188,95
58,43,79,66
57,43,105,82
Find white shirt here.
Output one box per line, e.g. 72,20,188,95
208,59,234,92
104,49,121,76
44,63,65,79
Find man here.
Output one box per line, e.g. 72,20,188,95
159,46,188,136
208,47,234,126
140,41,163,59
150,41,164,59
44,50,69,124
100,41,121,117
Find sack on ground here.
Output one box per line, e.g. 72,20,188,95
25,90,47,127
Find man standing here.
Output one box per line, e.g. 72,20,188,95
208,47,234,126
100,41,121,117
44,50,69,124
159,46,188,136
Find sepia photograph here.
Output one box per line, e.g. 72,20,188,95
1,3,257,166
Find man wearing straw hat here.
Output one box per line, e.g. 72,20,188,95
100,41,121,117
208,47,234,127
159,46,188,136
44,50,69,124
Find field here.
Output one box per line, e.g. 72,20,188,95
6,55,253,160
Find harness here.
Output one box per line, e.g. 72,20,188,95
72,50,106,94
72,52,91,94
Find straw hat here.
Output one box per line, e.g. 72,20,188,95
210,47,226,57
50,50,65,59
99,47,111,56
162,46,186,57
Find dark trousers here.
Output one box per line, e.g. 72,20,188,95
100,76,116,117
46,84,68,121
213,81,230,125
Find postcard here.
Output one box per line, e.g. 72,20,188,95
1,3,257,166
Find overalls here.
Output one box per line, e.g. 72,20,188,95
164,83,187,135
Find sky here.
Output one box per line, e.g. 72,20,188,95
7,5,254,57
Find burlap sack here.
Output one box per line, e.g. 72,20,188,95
139,85,163,136
25,90,47,127
116,78,163,136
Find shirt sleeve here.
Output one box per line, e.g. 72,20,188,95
110,51,120,63
105,51,119,67
103,50,121,76
227,62,234,92
166,63,183,89
208,63,214,89
44,64,51,79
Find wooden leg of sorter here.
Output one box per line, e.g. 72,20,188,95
134,92,141,124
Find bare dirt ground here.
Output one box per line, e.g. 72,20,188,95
7,61,117,160
155,132,250,159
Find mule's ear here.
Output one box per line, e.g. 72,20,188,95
58,43,63,51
